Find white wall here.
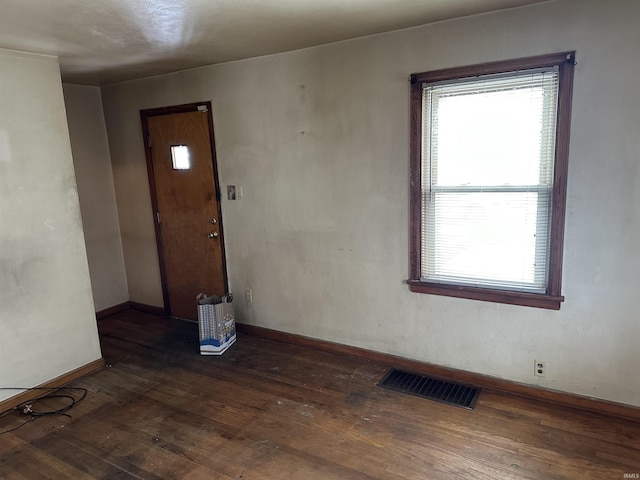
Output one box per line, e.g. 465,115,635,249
102,93,164,307
101,0,640,407
63,84,128,312
0,49,102,401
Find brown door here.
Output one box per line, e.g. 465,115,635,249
142,103,227,321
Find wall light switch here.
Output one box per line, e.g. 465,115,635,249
227,185,236,200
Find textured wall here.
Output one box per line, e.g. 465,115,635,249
102,0,640,406
0,50,102,401
63,84,129,312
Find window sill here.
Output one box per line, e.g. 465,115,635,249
407,280,564,310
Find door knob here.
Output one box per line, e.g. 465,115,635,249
208,231,219,239
210,218,217,224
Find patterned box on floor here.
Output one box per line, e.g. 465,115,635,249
197,293,236,355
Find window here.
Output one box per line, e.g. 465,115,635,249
170,145,190,170
408,52,575,309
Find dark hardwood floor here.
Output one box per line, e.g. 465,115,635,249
1,310,639,479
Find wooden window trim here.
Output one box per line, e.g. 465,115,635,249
408,52,575,310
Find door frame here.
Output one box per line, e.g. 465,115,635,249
140,101,229,316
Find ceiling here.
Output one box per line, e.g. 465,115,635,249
0,0,549,86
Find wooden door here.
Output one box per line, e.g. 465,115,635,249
142,103,227,321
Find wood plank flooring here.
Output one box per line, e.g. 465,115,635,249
1,310,639,479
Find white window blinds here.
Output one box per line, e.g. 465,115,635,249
421,67,559,293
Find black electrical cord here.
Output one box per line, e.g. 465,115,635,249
0,387,88,435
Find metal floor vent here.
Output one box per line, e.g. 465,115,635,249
378,368,480,410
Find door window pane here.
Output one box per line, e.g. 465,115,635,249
171,145,190,170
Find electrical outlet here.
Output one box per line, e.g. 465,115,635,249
245,289,253,305
534,359,546,377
